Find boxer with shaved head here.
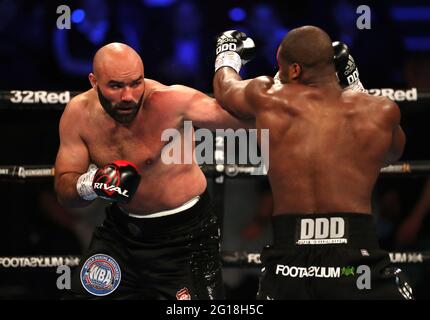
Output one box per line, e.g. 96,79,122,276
55,42,247,299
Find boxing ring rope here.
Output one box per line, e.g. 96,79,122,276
0,87,429,110
1,88,430,270
0,251,428,269
1,161,430,180
202,161,430,177
221,251,430,267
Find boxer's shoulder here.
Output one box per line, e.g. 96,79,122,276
141,81,196,117
67,89,93,111
144,78,165,91
341,90,399,125
358,94,400,130
147,83,207,108
344,90,396,112
143,79,172,101
248,76,274,93
377,97,401,125
340,89,371,109
60,90,96,128
240,76,278,110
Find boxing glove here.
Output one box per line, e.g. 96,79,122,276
332,41,367,92
77,160,141,204
215,30,256,73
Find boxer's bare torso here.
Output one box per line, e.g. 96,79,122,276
55,79,241,215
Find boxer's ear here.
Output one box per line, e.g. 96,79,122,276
288,63,301,82
88,73,97,89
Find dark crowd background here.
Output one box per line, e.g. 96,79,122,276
1,0,430,299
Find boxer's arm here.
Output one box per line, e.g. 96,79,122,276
383,100,406,165
172,85,254,130
213,68,273,119
54,99,92,208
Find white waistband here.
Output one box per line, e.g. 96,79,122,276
121,195,200,219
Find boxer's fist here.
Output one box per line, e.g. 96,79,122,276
332,41,366,92
215,30,255,73
93,160,141,203
77,160,141,204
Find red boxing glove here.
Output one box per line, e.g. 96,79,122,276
77,160,141,204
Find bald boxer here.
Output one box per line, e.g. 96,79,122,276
213,27,412,299
55,42,247,299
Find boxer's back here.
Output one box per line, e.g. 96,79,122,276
256,84,395,215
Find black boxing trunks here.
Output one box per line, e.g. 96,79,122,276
257,213,413,300
66,189,224,299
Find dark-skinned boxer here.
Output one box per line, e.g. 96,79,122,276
213,26,412,299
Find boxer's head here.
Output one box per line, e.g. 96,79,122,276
276,26,335,85
89,42,145,124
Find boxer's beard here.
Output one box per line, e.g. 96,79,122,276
97,87,144,124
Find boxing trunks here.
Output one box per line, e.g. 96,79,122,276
66,189,224,299
257,213,413,300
